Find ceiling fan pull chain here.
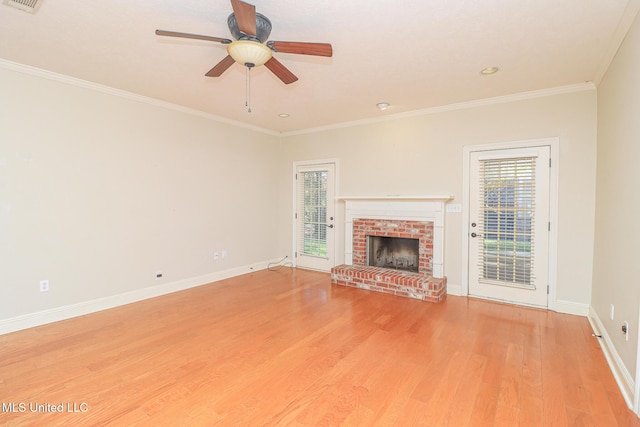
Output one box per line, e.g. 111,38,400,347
245,66,252,113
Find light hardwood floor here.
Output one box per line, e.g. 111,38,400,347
0,268,638,426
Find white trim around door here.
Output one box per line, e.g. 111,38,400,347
462,138,559,310
292,159,339,272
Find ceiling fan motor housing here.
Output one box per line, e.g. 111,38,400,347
227,12,272,43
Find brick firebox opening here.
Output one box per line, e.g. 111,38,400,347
331,197,449,303
353,219,433,276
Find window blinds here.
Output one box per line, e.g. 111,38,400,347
297,170,328,258
478,157,536,288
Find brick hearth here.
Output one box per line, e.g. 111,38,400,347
331,265,447,303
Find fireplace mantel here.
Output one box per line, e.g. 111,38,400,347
341,196,451,278
338,195,453,202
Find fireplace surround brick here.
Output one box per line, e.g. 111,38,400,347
331,217,447,303
351,219,433,276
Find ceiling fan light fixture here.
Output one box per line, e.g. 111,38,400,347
376,102,390,111
227,40,272,67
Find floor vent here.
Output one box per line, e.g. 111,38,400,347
4,0,40,13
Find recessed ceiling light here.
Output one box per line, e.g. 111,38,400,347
376,102,390,110
480,67,499,75
278,113,290,118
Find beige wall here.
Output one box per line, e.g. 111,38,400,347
0,66,280,322
0,61,601,334
278,89,598,310
594,9,640,380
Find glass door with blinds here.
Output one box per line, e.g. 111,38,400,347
295,163,335,271
468,147,550,307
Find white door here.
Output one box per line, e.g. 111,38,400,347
295,163,336,271
468,147,550,307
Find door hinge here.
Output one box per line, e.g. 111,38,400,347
549,158,552,167
295,212,297,219
547,285,550,294
295,251,297,258
548,222,551,231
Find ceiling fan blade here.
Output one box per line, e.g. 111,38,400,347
205,55,236,77
230,0,257,36
155,29,231,44
267,41,333,57
264,57,298,85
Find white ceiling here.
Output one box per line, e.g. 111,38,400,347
1,0,638,134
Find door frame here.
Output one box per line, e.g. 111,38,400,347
291,159,339,271
635,304,640,415
461,138,559,310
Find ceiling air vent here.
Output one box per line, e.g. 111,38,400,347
4,0,41,13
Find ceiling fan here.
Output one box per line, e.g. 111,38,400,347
155,0,333,85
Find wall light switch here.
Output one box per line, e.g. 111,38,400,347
446,204,462,213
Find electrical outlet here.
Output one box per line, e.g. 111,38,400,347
156,271,163,280
610,304,615,320
222,250,227,259
39,280,49,292
623,321,629,341
214,252,219,261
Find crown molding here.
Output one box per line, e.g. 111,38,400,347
2,58,597,139
282,82,596,137
0,59,280,137
593,0,640,85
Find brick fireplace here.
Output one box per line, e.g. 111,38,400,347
331,197,449,302
353,219,432,275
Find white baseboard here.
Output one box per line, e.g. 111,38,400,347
554,299,590,316
445,286,590,317
588,306,635,410
0,259,287,336
446,282,464,296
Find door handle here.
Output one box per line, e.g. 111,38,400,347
471,232,482,238
326,224,334,228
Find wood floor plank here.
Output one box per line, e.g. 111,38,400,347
469,381,501,426
443,352,488,426
0,268,638,426
366,360,426,425
518,328,544,426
